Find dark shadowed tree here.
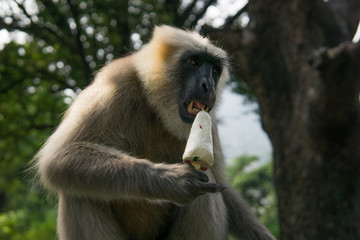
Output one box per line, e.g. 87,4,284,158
205,0,360,239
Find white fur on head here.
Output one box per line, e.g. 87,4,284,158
134,25,230,140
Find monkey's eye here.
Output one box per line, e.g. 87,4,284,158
212,65,221,79
188,56,202,67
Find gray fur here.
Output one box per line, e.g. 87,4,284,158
34,26,275,240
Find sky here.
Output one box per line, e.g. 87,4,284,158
217,86,272,163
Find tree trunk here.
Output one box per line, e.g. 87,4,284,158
207,0,360,239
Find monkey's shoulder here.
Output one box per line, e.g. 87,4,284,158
91,56,142,96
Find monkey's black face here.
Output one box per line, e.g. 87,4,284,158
177,52,222,124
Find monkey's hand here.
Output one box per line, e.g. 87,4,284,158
153,163,226,205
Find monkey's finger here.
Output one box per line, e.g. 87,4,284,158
193,183,227,193
184,164,209,182
193,171,209,182
217,183,227,192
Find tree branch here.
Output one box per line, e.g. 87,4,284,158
312,0,356,47
66,0,91,80
222,3,248,29
309,41,360,126
39,0,73,37
12,0,74,49
327,0,360,40
174,0,197,27
189,0,216,28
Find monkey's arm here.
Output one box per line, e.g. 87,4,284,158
223,187,276,240
38,141,224,205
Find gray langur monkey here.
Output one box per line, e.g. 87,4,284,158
33,25,276,240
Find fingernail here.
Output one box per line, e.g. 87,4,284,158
218,184,227,192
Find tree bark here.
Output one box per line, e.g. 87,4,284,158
206,0,360,239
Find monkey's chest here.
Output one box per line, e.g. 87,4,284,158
140,133,186,164
112,200,176,239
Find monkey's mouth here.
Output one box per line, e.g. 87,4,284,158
179,100,211,124
186,100,210,115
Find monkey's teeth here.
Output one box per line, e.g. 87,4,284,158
187,100,208,115
187,101,194,112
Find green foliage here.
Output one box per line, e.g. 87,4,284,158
0,41,66,211
0,208,56,240
227,155,279,238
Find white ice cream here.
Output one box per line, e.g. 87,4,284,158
182,110,214,170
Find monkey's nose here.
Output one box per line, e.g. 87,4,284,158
201,78,214,93
202,82,209,92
